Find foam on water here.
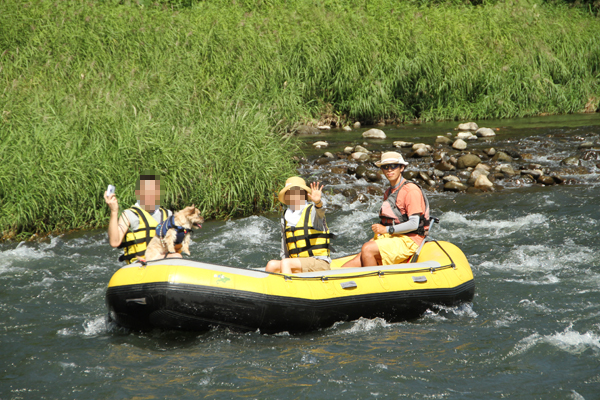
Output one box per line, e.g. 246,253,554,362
480,242,595,273
437,211,548,239
83,316,108,336
338,317,393,334
508,326,600,358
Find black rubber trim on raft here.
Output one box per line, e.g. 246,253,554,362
106,279,475,332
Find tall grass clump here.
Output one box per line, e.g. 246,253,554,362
0,0,599,238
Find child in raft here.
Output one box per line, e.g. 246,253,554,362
265,177,333,274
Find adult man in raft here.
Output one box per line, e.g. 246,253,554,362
104,174,180,264
342,152,431,268
265,177,333,274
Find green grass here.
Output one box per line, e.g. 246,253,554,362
0,0,599,238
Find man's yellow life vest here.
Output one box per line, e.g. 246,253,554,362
284,204,332,258
118,206,168,264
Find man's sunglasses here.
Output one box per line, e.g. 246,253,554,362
380,164,401,171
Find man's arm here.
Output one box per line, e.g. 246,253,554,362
104,192,129,248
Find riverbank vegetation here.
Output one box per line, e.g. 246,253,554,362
1,0,599,238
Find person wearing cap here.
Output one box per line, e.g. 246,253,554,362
265,177,333,274
342,152,430,268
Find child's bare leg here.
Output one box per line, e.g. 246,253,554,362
281,258,302,274
265,260,281,272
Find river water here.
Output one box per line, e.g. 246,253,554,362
2,115,599,399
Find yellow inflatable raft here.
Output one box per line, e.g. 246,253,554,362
106,240,474,333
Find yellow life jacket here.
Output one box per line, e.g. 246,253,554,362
118,206,168,264
284,204,332,258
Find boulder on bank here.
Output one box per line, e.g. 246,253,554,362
458,122,479,131
457,154,481,169
362,129,386,139
342,125,352,131
296,125,321,135
317,125,331,130
353,121,361,129
476,127,496,137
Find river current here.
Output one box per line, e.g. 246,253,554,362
1,116,599,399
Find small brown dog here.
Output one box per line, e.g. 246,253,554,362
144,205,204,262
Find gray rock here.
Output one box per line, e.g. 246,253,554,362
474,174,494,189
485,148,497,156
444,181,468,192
457,154,481,169
342,188,358,202
537,175,555,185
561,156,580,166
351,152,370,162
365,170,380,182
435,136,453,145
403,171,419,180
492,151,513,163
520,169,543,179
296,125,321,135
476,127,496,137
452,139,468,150
354,145,369,154
355,165,368,179
344,146,354,154
499,164,516,176
324,152,334,158
353,121,361,129
414,147,431,157
362,129,386,139
342,125,352,132
458,122,478,131
578,142,594,149
435,160,456,171
456,132,477,140
443,175,461,183
433,169,445,177
393,141,414,148
313,141,328,148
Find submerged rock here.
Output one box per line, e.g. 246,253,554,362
474,174,494,189
456,132,477,140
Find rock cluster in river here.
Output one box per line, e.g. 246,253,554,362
300,122,600,203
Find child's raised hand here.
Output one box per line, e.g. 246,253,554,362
308,182,324,205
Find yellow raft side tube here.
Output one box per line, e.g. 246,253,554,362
106,241,474,332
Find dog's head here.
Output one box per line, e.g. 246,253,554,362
174,205,204,229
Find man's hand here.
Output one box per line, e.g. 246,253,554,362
104,191,119,214
371,223,387,236
308,182,324,205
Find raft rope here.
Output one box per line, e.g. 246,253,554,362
268,262,456,281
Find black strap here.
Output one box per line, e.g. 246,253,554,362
288,243,330,256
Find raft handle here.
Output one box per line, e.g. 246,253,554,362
126,298,147,305
321,276,328,282
340,281,357,289
378,271,384,277
412,276,427,283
